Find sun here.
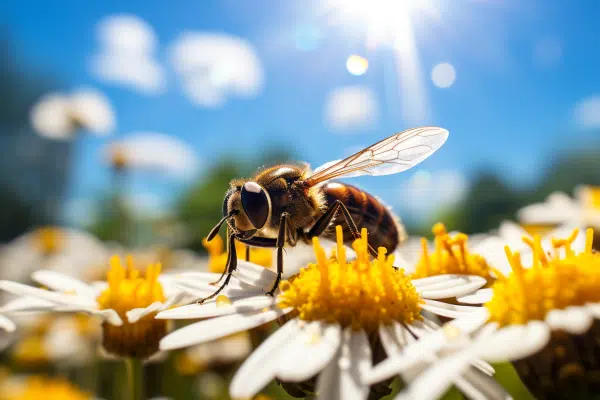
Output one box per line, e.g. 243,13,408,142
323,0,441,123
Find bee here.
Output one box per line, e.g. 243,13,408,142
201,126,449,302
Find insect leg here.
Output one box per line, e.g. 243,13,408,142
245,246,250,262
306,200,378,257
210,227,232,285
197,231,238,304
267,212,288,296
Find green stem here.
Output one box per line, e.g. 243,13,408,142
124,358,143,400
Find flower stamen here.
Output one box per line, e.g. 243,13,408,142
278,226,421,332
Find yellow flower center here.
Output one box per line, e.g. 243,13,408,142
486,229,600,326
2,376,90,400
582,186,600,211
413,223,494,285
96,256,168,358
278,226,421,332
520,224,557,237
34,227,64,256
109,146,127,170
203,235,273,273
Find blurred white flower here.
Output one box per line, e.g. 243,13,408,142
517,187,600,228
0,256,193,359
574,96,600,129
0,227,109,285
104,132,199,178
30,88,115,140
92,14,165,94
325,85,379,131
170,33,264,107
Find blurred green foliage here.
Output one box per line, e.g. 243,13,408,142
425,144,600,235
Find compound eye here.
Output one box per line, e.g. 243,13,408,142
241,182,270,229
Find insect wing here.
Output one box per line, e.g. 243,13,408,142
306,126,449,185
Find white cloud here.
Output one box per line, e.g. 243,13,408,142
169,33,264,107
573,96,600,129
91,14,165,94
401,170,469,219
431,63,456,89
105,132,199,179
324,85,379,131
124,192,169,218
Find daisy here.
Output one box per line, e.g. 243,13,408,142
0,255,190,359
0,226,109,286
157,226,487,400
30,88,115,140
409,223,498,285
518,186,600,249
104,132,199,178
371,227,600,399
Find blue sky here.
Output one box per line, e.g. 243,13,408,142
3,0,600,224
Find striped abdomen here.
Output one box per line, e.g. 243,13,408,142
321,182,405,253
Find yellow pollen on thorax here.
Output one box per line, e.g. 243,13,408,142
33,227,64,256
3,376,91,400
413,223,494,285
202,235,272,273
486,229,600,326
278,226,422,332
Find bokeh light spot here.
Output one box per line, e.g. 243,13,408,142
431,62,456,89
346,55,369,76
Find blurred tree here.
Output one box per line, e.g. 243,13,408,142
435,171,524,234
0,35,68,241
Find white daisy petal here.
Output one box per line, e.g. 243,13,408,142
230,319,301,399
585,303,600,318
276,322,342,381
475,321,550,362
446,309,491,335
233,260,278,289
421,299,481,318
339,329,371,400
395,349,476,400
171,271,223,283
0,296,55,313
156,295,276,320
172,278,266,300
546,306,593,334
457,288,494,304
378,321,416,357
126,301,164,323
31,270,95,297
160,307,290,350
92,308,123,326
418,275,487,300
0,315,16,332
0,280,96,308
455,367,511,400
316,328,371,400
412,274,467,289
